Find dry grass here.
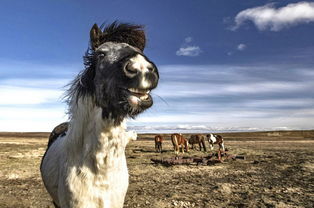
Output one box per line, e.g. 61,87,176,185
0,132,313,208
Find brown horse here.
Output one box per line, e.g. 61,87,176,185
154,135,163,153
206,133,225,151
171,133,189,155
189,134,207,152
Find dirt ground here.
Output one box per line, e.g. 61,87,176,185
0,132,313,208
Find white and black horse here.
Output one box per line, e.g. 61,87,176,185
40,22,159,208
206,133,225,151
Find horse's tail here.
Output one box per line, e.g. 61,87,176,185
171,134,176,145
173,135,178,146
171,134,179,153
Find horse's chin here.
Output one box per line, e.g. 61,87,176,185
126,94,153,115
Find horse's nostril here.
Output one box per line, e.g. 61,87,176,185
125,63,138,76
147,66,154,72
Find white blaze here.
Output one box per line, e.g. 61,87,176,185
129,54,153,89
129,54,151,73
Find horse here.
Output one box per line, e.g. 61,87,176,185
206,133,225,151
171,133,189,155
40,22,159,208
154,135,163,153
188,134,207,152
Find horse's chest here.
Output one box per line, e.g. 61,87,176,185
67,155,129,208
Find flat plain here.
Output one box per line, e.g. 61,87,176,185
0,130,313,208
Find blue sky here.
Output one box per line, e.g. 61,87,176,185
0,0,313,132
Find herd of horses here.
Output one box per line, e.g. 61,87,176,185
154,133,225,154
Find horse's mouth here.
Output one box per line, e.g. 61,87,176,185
128,88,150,99
126,88,152,108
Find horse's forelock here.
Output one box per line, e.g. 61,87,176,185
98,21,146,52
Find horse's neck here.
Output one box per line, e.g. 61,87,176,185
65,96,134,167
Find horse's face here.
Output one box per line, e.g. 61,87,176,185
94,42,159,119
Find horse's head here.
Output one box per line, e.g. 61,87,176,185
72,22,159,125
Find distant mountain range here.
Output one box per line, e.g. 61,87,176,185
127,124,308,133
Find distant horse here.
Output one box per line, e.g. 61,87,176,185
206,134,225,151
171,133,189,154
189,134,207,152
154,135,163,153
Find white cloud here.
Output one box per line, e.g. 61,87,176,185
232,2,314,31
242,98,314,108
140,64,314,131
0,78,70,89
130,108,314,130
176,46,202,57
0,78,67,131
0,83,64,105
176,37,202,57
154,80,313,98
0,78,69,105
0,107,66,132
1,64,314,132
237,43,247,51
184,37,193,43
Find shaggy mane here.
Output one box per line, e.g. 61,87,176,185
98,21,146,51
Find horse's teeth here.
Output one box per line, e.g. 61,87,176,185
128,88,150,94
140,94,149,99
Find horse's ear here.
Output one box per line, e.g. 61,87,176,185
90,24,103,50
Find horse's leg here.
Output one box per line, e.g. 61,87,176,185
202,140,207,152
218,149,222,161
176,143,180,155
210,143,214,151
53,201,60,208
220,142,225,152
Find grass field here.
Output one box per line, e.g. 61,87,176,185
0,131,313,208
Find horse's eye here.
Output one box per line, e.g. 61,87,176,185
98,53,106,58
